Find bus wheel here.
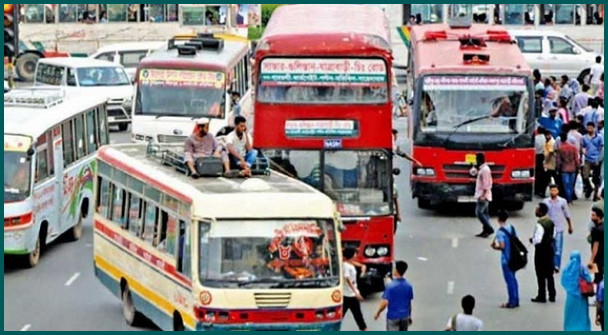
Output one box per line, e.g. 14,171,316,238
23,235,41,268
174,312,185,331
122,284,142,327
417,198,432,210
67,212,85,242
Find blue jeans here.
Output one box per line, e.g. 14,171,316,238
233,149,258,168
475,200,493,233
502,262,519,306
553,231,564,270
561,172,575,203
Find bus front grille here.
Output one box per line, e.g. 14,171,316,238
254,292,291,308
443,164,505,179
157,134,188,143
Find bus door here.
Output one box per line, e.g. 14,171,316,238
33,130,59,240
51,126,64,232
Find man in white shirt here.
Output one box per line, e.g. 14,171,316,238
445,295,483,331
342,248,367,331
590,56,604,96
226,116,256,177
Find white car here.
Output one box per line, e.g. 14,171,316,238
510,30,603,82
89,42,165,83
34,57,134,131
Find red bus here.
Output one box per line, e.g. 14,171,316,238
406,21,535,210
253,5,395,292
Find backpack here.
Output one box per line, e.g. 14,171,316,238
499,227,528,272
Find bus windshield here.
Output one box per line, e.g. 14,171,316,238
268,150,392,217
200,219,340,289
257,58,389,104
419,76,530,134
77,67,131,87
136,69,226,119
4,151,32,203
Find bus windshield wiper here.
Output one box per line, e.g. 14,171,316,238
443,115,491,146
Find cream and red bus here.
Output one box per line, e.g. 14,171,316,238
93,143,343,331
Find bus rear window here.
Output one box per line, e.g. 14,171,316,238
257,58,388,104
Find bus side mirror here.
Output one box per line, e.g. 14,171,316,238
393,168,401,176
27,147,35,157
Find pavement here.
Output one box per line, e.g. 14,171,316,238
4,119,602,331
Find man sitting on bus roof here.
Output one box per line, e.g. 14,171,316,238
185,118,230,179
226,116,256,178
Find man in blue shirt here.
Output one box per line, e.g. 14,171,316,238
492,210,519,309
374,261,414,331
538,107,564,139
597,277,604,331
582,122,604,200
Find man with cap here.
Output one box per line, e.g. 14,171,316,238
539,106,564,139
185,118,230,179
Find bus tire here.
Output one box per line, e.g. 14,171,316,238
67,201,87,242
173,312,185,331
118,123,129,132
15,52,42,82
122,283,143,327
417,198,432,210
22,225,46,268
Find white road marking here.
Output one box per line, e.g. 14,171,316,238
20,325,31,331
447,281,455,295
65,272,81,287
452,238,459,248
417,257,428,262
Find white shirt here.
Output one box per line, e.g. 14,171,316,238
226,131,252,158
591,63,604,85
446,314,483,331
343,262,358,298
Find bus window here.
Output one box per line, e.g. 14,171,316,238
75,115,86,159
158,210,177,255
142,203,158,245
97,107,109,146
128,194,143,237
158,210,169,251
46,131,54,176
97,177,112,218
111,186,127,229
36,148,49,182
177,220,191,278
85,110,97,154
62,120,75,166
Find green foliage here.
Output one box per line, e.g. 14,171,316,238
262,4,284,27
248,26,265,41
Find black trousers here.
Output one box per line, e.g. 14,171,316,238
535,251,556,300
600,312,604,332
535,154,545,195
343,296,367,330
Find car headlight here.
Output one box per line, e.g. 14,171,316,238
376,246,389,257
364,247,376,257
122,97,133,109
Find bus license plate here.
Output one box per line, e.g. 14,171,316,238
457,196,477,203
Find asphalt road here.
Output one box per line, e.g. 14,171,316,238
4,121,601,331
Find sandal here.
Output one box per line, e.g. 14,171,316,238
500,303,518,309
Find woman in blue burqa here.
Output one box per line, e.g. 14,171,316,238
561,250,592,331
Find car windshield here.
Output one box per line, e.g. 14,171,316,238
419,76,530,134
565,35,593,53
257,58,389,104
136,69,226,119
4,151,32,203
200,220,340,289
266,150,392,217
77,67,130,87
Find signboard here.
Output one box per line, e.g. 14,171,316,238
285,120,359,138
139,69,225,89
423,76,527,91
260,58,387,87
4,135,33,152
324,139,343,150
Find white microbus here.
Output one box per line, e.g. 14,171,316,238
4,88,109,267
94,144,343,331
131,35,253,144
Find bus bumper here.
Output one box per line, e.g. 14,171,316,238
196,321,341,331
412,181,533,205
4,228,36,255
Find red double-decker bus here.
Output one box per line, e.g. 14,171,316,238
406,21,535,210
253,5,395,292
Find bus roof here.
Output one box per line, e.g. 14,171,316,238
260,4,392,55
139,40,249,72
410,24,531,76
98,144,336,219
4,88,108,139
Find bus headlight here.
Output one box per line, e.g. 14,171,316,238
364,247,376,257
511,170,531,179
415,168,436,177
376,246,389,257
